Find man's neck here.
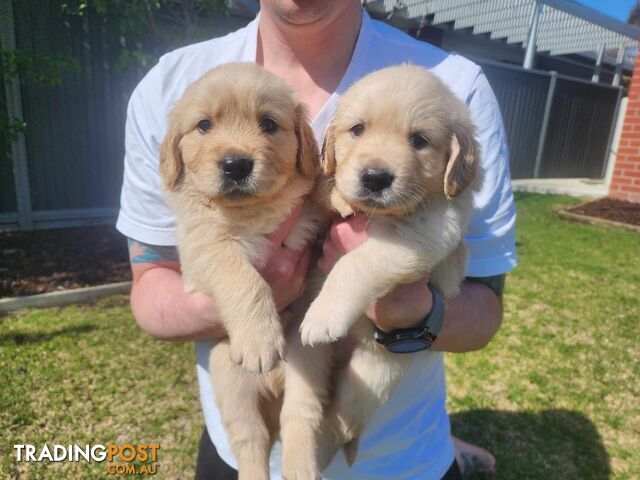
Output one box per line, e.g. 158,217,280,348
256,2,362,118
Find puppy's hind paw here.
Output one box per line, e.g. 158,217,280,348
229,329,285,374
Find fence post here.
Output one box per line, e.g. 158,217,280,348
612,46,627,87
601,87,625,180
533,71,557,178
592,44,605,83
1,0,33,230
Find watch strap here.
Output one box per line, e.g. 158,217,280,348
374,284,445,353
466,274,506,299
425,284,445,338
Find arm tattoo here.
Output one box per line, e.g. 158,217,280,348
128,238,179,264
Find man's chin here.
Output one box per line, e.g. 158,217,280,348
270,0,338,26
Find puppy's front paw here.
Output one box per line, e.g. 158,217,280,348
299,300,352,346
229,326,285,374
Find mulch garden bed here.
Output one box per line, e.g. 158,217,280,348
0,226,130,299
3,197,635,299
563,197,640,228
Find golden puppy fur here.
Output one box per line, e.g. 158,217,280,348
294,64,482,471
160,62,326,480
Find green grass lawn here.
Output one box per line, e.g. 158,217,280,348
1,193,639,479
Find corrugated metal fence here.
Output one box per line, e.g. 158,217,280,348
0,4,626,231
480,60,623,180
1,0,138,231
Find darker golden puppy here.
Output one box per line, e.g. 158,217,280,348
161,62,319,373
160,62,324,480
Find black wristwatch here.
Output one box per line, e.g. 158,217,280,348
374,285,445,353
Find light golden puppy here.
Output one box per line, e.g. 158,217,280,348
297,64,482,469
160,62,324,480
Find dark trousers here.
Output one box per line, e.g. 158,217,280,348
195,428,463,480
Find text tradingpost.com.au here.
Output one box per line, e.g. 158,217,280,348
13,443,160,476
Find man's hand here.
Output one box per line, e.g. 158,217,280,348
129,201,311,341
318,216,504,352
318,216,432,332
260,201,312,312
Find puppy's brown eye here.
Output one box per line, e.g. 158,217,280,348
197,119,212,133
410,133,429,150
260,117,278,133
350,123,365,137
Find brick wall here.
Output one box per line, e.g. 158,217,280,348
610,48,640,203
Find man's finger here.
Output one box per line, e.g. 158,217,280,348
319,242,339,273
322,237,338,259
347,214,370,231
267,200,305,247
274,248,311,311
292,247,312,285
329,215,369,252
318,256,331,274
262,246,304,280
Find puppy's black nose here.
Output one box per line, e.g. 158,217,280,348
361,168,394,193
221,156,253,182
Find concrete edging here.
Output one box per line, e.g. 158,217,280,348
557,207,640,232
0,281,132,315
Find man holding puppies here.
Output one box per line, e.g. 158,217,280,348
117,0,516,478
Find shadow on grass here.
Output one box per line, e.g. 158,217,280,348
0,324,96,346
513,191,543,201
451,409,610,479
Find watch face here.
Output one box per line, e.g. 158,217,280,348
386,339,431,353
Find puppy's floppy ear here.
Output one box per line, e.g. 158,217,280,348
295,104,320,180
317,122,354,217
160,123,183,190
444,121,480,198
321,122,336,176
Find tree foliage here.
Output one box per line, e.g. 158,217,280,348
1,0,226,149
59,0,228,71
1,49,82,142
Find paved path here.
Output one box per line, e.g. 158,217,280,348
511,178,608,198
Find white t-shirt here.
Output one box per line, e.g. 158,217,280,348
117,10,517,480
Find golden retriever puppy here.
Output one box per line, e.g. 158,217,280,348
297,64,482,469
159,62,323,480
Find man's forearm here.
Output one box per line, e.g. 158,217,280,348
130,266,226,342
431,280,503,353
126,228,311,342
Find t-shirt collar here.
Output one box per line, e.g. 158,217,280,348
240,9,373,139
